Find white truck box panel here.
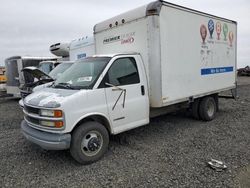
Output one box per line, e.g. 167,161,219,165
159,6,236,105
95,17,166,107
95,18,149,76
69,37,95,61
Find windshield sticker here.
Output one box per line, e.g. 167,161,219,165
77,77,92,82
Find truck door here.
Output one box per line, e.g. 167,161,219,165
102,56,149,134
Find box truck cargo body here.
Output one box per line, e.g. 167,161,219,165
21,1,237,164
94,1,237,107
69,37,95,61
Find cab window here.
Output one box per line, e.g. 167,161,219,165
106,57,140,86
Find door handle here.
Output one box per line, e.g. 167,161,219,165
141,85,145,96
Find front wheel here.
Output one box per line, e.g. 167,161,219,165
70,121,109,164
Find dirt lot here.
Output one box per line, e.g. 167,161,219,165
0,77,249,188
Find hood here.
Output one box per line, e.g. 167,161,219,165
22,66,53,81
24,87,81,108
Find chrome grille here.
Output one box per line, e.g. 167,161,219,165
24,105,40,115
25,115,39,125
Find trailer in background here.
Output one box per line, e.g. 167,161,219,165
0,66,6,83
5,56,57,97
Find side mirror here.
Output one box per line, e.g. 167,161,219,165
105,82,124,91
105,82,115,87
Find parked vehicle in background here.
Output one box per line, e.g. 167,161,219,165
20,61,74,99
0,66,7,83
238,66,250,76
21,0,237,164
38,60,61,75
0,66,7,94
69,36,95,61
50,43,70,58
4,56,58,97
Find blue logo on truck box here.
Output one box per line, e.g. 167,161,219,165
201,66,233,75
77,53,86,59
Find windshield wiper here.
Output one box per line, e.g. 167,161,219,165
54,82,75,89
49,81,56,87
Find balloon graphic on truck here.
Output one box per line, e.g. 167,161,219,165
223,23,228,41
229,31,234,46
216,22,222,40
200,24,207,44
208,20,214,38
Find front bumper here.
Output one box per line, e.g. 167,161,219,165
21,120,71,150
19,99,24,108
20,89,32,99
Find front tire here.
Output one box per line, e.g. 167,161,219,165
70,121,109,164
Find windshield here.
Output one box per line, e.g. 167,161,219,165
49,63,73,80
39,62,53,74
54,57,111,89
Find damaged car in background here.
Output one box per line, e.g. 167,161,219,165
19,61,74,99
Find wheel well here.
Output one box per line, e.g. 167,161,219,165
72,115,112,135
191,94,219,110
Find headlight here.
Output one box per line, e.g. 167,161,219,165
40,120,64,128
40,109,63,117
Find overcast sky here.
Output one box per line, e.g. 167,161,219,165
0,0,249,67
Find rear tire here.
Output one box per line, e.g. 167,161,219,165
191,99,200,120
70,121,109,165
199,96,217,121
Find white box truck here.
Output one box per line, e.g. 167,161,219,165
21,1,237,164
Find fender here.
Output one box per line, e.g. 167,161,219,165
71,112,114,134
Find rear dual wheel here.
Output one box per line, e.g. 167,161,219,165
191,96,217,121
199,96,217,121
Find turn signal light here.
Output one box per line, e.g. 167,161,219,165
55,121,64,128
54,110,63,118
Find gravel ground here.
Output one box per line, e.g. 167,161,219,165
0,77,249,188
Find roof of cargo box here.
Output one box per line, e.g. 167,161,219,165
94,0,236,33
70,36,94,50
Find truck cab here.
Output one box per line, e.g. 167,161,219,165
21,53,149,164
38,61,61,74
